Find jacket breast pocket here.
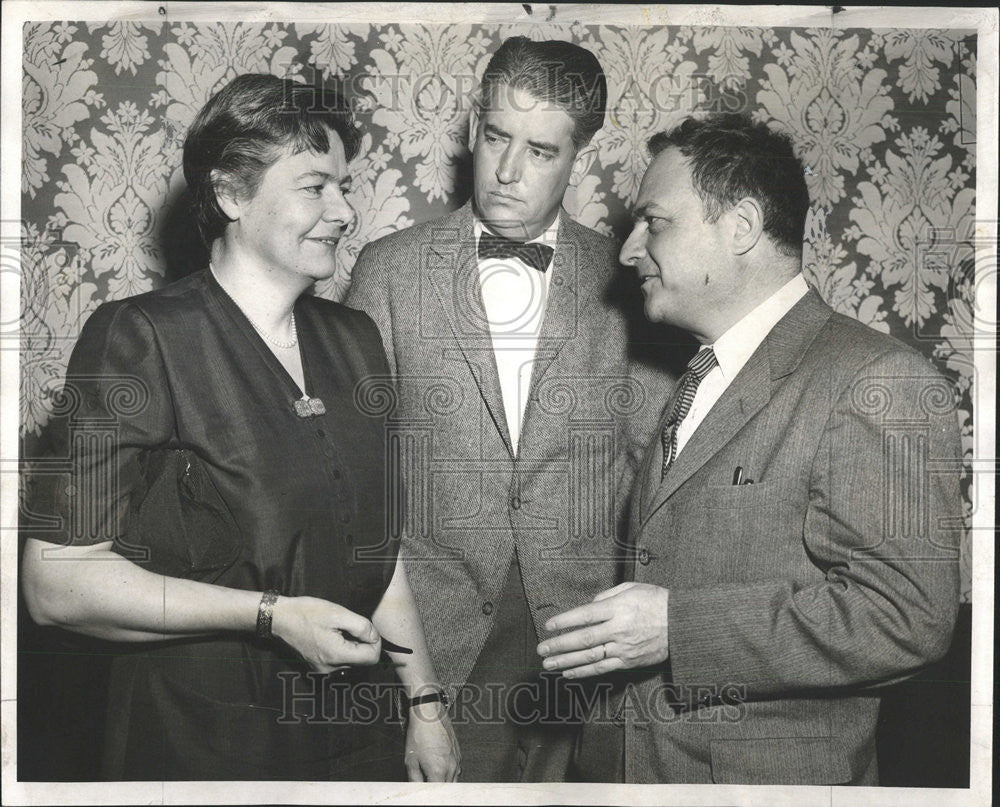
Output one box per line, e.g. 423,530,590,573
702,480,792,510
709,736,852,785
665,480,806,581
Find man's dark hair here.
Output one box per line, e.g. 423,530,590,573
183,73,361,246
477,36,607,150
648,113,810,256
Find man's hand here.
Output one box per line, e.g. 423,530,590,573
536,582,670,678
405,702,461,782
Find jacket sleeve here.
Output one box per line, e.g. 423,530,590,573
666,347,963,698
344,241,397,377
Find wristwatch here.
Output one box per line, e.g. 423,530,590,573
404,689,451,710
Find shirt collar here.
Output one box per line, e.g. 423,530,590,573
710,274,809,381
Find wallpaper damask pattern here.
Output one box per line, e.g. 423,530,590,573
20,22,977,599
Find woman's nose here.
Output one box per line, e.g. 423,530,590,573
323,190,355,229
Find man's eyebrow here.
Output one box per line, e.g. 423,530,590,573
483,122,511,139
631,202,668,220
526,138,560,155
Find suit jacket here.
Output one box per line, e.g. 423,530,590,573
346,202,666,689
594,288,962,785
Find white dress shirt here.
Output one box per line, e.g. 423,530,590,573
674,273,809,458
475,216,558,454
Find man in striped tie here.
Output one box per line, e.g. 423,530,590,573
538,113,962,785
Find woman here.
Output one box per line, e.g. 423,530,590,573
21,74,459,782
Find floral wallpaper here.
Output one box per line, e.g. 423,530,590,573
20,22,977,600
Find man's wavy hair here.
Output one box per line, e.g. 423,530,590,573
649,113,810,256
183,73,361,246
477,36,607,150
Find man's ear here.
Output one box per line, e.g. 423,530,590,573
730,197,764,255
569,143,597,187
211,169,242,221
467,105,481,154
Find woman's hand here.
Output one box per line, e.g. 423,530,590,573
404,702,460,782
271,595,381,672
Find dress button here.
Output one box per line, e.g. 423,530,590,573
481,601,494,616
638,547,651,565
510,495,521,510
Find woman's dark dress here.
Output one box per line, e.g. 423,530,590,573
41,270,403,780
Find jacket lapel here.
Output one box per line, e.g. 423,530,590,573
525,213,604,405
637,288,833,530
425,203,513,456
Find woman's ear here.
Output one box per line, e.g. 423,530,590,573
211,170,242,221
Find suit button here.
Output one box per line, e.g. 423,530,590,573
510,496,521,510
481,601,494,616
638,548,651,565
331,468,341,479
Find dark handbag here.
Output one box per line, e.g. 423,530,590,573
113,448,243,583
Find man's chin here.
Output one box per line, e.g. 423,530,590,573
643,298,672,326
483,219,533,239
475,198,531,233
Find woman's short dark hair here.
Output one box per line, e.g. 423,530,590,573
648,113,810,256
477,36,607,150
183,73,361,246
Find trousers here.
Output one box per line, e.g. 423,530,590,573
453,546,580,782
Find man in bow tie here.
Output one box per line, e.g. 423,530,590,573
347,36,665,781
538,113,962,785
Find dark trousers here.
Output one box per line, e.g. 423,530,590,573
454,547,580,782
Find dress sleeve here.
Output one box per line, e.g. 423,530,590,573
30,302,176,546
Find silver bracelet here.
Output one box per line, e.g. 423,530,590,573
256,590,280,639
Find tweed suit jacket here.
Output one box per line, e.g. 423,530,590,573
585,288,962,785
346,202,663,690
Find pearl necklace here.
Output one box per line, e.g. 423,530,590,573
243,309,297,349
210,262,297,349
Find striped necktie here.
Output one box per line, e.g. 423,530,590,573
661,347,719,479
